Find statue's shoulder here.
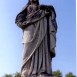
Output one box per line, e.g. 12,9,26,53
39,5,56,17
16,5,27,17
21,5,27,12
15,5,27,23
39,5,55,12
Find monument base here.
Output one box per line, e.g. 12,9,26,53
22,75,55,77
37,75,55,77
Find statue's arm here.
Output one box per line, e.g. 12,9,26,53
51,11,57,32
50,7,57,32
15,11,27,29
40,5,57,31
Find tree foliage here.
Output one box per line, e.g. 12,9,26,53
52,70,62,77
14,72,21,77
65,72,76,77
3,71,76,77
3,74,12,77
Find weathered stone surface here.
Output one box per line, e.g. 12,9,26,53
21,74,56,77
37,75,55,77
16,0,57,77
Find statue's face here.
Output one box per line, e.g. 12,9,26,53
28,0,39,5
30,0,37,2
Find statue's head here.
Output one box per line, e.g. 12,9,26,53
27,0,39,5
30,0,37,2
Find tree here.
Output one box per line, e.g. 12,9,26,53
3,74,12,77
65,72,76,77
52,70,62,77
14,72,21,77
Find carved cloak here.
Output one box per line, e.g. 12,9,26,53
15,5,57,76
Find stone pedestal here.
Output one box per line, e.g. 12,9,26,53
37,75,55,77
23,75,56,77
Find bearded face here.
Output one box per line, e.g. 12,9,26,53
30,0,37,2
29,0,39,4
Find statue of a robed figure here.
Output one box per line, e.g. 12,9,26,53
15,0,57,77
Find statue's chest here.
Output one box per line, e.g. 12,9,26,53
27,4,38,14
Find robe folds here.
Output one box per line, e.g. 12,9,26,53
15,5,57,77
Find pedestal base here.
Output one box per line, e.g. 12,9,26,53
37,75,55,77
22,75,56,77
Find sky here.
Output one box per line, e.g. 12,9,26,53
0,0,76,77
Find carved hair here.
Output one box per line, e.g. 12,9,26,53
27,0,39,5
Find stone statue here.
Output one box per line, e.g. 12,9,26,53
15,0,57,77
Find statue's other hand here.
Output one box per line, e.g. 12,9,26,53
20,21,31,29
22,21,27,25
16,21,27,29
